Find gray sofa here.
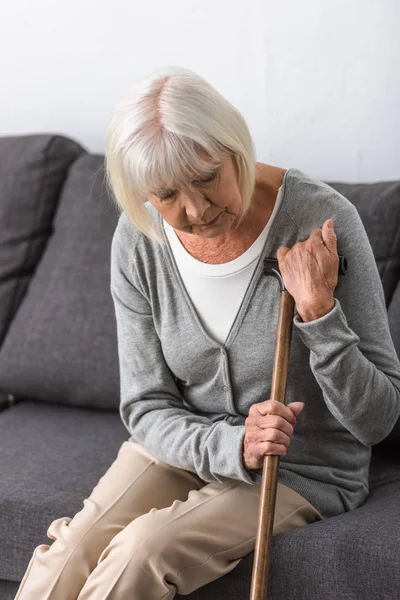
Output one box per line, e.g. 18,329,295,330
0,133,399,600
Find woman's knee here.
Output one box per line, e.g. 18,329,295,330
45,513,116,567
96,510,176,567
46,516,73,543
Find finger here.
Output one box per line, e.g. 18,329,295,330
258,399,303,422
260,441,288,457
277,246,290,262
262,429,291,447
258,424,291,441
321,218,337,249
309,227,325,245
287,401,305,419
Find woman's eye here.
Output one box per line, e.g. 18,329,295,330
159,191,177,202
194,171,219,185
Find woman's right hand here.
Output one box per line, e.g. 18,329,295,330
242,399,305,470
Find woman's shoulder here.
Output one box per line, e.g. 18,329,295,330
111,212,139,263
283,167,359,227
112,205,161,251
111,207,166,284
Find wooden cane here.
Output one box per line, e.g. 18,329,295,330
249,254,347,600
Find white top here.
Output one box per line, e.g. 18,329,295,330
163,185,284,345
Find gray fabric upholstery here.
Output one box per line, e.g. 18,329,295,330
0,134,399,599
388,280,400,358
1,400,399,600
327,180,400,308
0,134,84,347
0,579,19,600
0,153,121,409
0,401,128,582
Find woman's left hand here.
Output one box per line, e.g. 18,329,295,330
277,218,339,321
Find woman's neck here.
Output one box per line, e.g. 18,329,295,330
173,163,286,264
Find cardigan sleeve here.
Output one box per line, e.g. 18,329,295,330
292,203,400,446
110,215,260,485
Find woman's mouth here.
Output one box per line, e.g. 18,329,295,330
198,214,220,228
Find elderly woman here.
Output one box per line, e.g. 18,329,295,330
15,66,400,600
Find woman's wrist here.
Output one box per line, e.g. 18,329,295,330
296,298,335,322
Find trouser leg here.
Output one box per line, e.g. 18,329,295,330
14,441,204,600
77,472,323,600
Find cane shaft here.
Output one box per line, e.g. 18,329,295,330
249,290,295,600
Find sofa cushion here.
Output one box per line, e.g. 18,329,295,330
0,400,128,583
0,579,19,600
0,154,120,409
0,134,84,347
1,402,399,600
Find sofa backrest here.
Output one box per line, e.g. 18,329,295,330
326,179,400,444
0,138,120,410
0,134,84,346
0,134,399,444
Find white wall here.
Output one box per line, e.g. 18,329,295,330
0,0,399,182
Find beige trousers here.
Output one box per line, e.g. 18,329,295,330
15,440,323,600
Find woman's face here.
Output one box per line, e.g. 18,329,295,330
145,154,243,238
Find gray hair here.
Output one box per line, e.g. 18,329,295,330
105,65,256,244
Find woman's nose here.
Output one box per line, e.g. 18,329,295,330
182,188,211,221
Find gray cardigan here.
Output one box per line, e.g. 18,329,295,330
110,167,400,519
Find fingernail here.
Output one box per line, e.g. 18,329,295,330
286,448,289,453
291,417,296,425
327,219,333,228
